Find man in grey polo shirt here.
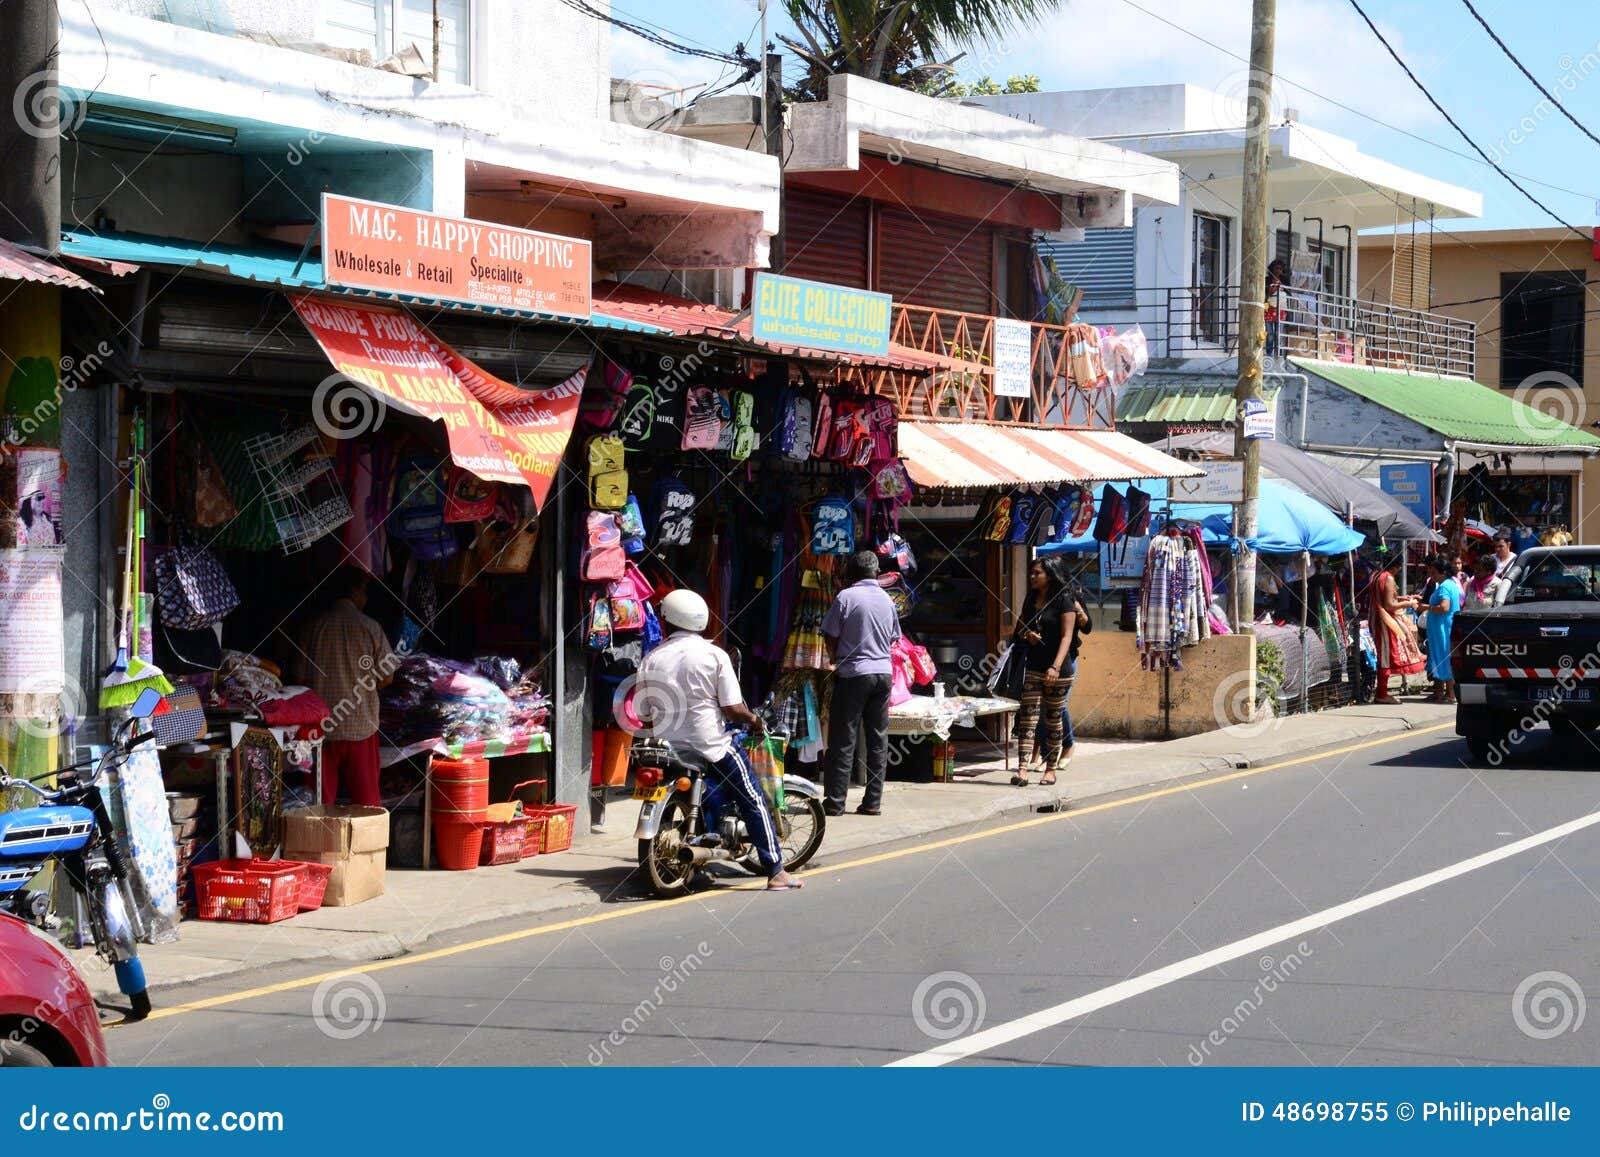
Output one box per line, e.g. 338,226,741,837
822,551,902,816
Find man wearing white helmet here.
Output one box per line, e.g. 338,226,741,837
635,589,803,891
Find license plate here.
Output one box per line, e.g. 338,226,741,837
633,785,667,802
1528,687,1593,703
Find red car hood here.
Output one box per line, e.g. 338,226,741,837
0,913,108,1066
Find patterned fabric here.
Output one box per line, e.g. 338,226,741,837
1137,535,1209,671
110,726,179,940
782,571,835,671
296,598,395,740
1365,572,1425,676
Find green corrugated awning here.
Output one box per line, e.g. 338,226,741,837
1118,378,1280,425
1291,358,1600,451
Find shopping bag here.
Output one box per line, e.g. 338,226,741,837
745,733,786,812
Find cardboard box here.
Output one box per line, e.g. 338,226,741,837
293,848,386,907
282,806,389,907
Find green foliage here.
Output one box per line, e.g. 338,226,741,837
1257,639,1287,714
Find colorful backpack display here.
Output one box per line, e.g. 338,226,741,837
681,386,723,451
581,360,633,432
580,510,626,582
652,475,697,547
587,434,628,510
810,496,855,555
617,381,656,451
867,397,898,461
980,491,1013,543
618,493,646,555
730,390,758,461
390,457,458,560
1006,490,1039,546
868,457,914,505
829,397,874,466
784,392,815,462
442,465,496,524
607,579,645,632
810,392,834,459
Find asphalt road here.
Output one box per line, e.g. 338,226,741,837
110,723,1600,1067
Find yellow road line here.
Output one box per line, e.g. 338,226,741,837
131,722,1453,1023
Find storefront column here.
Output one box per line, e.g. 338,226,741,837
550,459,590,814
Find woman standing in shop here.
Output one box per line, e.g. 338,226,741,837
1010,556,1078,788
1366,553,1424,703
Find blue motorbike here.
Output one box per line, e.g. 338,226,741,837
0,709,158,1021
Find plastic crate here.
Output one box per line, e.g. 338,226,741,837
193,859,302,924
525,804,577,854
479,818,530,866
285,860,335,910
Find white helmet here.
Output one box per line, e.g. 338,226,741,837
659,589,710,633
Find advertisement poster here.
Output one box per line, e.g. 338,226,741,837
293,297,585,510
320,193,592,320
1242,397,1275,440
0,551,64,694
1379,462,1435,527
992,318,1034,398
1170,459,1244,504
13,447,62,548
750,272,892,356
1100,535,1152,587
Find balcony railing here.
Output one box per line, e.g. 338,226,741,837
1139,284,1476,379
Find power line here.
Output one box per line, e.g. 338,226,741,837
1460,0,1600,152
1115,0,1592,203
1344,0,1590,244
554,0,755,68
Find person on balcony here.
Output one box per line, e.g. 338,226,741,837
1265,259,1288,358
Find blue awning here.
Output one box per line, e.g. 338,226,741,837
58,229,668,334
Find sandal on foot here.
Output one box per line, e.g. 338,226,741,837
1010,774,1030,787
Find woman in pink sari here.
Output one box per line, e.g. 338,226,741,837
1366,555,1423,703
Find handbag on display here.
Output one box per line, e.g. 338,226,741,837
443,465,497,523
475,519,538,575
607,579,645,632
154,527,240,630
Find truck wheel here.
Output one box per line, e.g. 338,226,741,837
1464,733,1500,765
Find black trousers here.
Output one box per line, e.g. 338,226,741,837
824,673,892,810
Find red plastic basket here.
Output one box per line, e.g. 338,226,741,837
524,804,577,854
434,821,485,871
193,860,302,924
519,814,547,860
284,860,335,911
479,818,530,866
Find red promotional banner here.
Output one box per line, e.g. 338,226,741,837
292,296,585,510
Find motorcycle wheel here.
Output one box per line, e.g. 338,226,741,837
744,794,827,875
638,798,696,898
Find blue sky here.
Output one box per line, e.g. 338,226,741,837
607,0,1600,234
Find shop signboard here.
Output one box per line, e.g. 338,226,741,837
1170,459,1244,504
1379,461,1435,528
750,272,891,357
292,297,584,510
992,318,1033,398
1241,397,1275,440
0,552,63,694
320,193,592,320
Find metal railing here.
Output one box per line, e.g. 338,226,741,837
1134,284,1476,379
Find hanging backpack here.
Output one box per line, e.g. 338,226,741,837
617,380,657,451
1069,485,1097,538
866,397,898,461
608,579,645,632
586,592,614,650
580,359,633,432
829,397,873,465
730,390,758,461
1047,488,1081,544
869,457,915,506
980,491,1013,543
681,386,723,451
1006,490,1038,546
811,496,855,555
652,475,697,548
1124,484,1153,537
587,434,628,510
810,392,834,459
785,392,815,462
390,456,458,561
580,510,626,582
618,493,647,555
1028,486,1062,546
1092,486,1129,544
442,465,496,524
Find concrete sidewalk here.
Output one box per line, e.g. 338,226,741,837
82,698,1455,1002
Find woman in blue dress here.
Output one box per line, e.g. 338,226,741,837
1423,554,1462,704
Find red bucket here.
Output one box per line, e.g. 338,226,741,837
430,757,489,822
434,821,485,871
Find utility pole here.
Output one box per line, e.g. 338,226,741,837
0,0,61,250
764,50,786,272
1233,0,1276,634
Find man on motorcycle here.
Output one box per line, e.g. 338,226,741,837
635,590,803,891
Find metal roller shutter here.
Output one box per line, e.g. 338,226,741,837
783,187,870,288
1038,228,1136,309
875,207,996,315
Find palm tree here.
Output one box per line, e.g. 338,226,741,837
779,0,1062,100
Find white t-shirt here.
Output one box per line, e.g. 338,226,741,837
635,632,743,760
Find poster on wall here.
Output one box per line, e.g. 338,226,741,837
991,318,1034,398
0,551,64,694
12,448,63,549
1099,536,1152,588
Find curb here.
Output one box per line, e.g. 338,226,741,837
99,706,1453,1003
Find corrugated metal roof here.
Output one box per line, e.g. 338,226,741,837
593,281,950,373
0,238,100,292
57,230,664,333
1037,228,1135,309
1290,358,1600,450
1118,378,1282,425
898,421,1202,489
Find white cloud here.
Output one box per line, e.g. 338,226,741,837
962,0,1443,137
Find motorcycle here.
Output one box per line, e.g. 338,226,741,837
633,734,826,898
0,696,162,1021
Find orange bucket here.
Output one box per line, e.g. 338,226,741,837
433,821,485,871
430,757,489,821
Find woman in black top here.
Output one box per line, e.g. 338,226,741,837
1009,557,1084,787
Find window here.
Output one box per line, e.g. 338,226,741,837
1310,240,1347,297
1191,212,1232,345
322,0,472,84
1507,553,1600,604
1500,270,1585,389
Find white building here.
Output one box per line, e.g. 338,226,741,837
969,83,1482,376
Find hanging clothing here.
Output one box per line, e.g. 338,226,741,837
1137,534,1204,671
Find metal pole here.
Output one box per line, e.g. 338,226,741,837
1299,551,1310,714
1233,0,1276,636
432,0,441,81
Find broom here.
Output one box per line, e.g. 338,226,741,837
101,423,172,709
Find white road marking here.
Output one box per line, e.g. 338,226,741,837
890,809,1600,1067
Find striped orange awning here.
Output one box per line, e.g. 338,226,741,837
0,238,100,292
898,421,1202,489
